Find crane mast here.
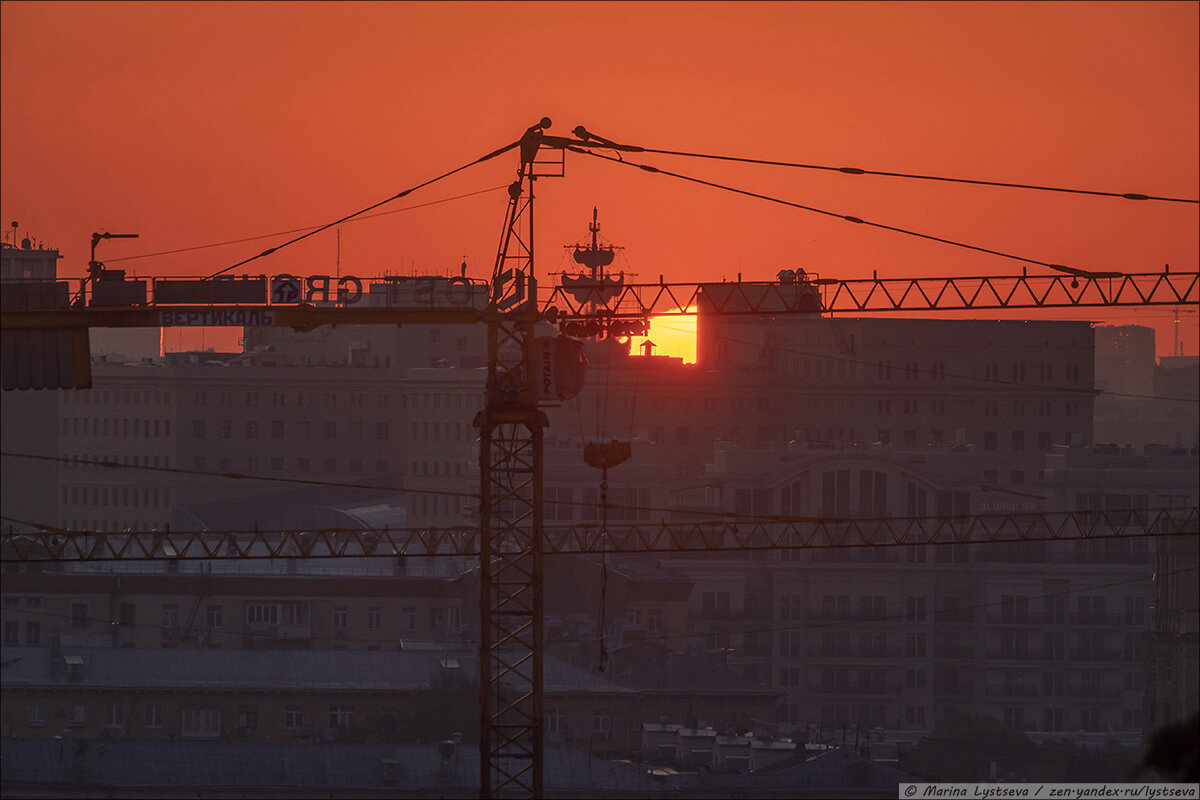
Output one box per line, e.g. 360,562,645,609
477,118,553,799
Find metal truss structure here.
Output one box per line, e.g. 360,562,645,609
542,270,1199,321
3,507,1196,562
3,270,1196,334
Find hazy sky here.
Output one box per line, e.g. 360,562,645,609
2,1,1197,355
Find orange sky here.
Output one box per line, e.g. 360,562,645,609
2,1,1197,357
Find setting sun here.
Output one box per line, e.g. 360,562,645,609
629,309,697,363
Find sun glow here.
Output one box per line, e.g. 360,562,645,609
629,309,697,364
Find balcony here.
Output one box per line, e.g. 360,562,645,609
807,646,902,660
1068,650,1122,662
984,685,1039,699
934,645,976,659
244,623,312,641
986,614,1052,626
1067,685,1122,699
985,650,1037,661
1069,613,1121,627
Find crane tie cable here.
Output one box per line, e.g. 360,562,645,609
204,140,519,279
569,146,1122,277
608,143,1199,205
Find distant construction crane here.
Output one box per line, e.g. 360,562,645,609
2,118,1198,798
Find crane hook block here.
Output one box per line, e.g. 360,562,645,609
584,440,632,470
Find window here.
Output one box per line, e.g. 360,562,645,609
183,708,221,737
245,421,258,439
285,706,305,730
71,602,88,629
3,620,18,645
545,709,566,733
367,607,382,629
323,421,337,439
161,603,180,631
246,603,279,625
906,596,927,622
333,607,348,629
591,709,612,739
218,420,232,439
237,704,258,730
859,470,887,516
271,420,284,439
329,706,355,729
26,703,47,727
821,469,851,516
905,669,927,688
69,704,86,726
1124,596,1146,626
192,420,206,438
984,431,997,450
145,703,163,728
701,591,730,619
106,702,122,728
284,604,309,625
205,605,223,629
1011,430,1025,450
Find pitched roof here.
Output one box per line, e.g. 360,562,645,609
1,646,636,696
614,652,779,696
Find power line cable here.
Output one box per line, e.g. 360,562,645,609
614,142,1200,205
569,146,1135,279
204,141,519,279
107,185,509,265
0,451,466,500
4,450,1196,527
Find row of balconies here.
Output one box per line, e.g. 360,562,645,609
982,685,1124,700
984,613,1130,627
984,649,1125,662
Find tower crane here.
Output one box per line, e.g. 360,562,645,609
2,118,1198,798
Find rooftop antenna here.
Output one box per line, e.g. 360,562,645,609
9,221,17,247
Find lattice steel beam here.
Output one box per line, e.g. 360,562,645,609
542,271,1199,320
4,507,1195,562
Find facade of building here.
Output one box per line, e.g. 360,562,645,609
7,278,1196,755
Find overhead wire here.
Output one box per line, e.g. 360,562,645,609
617,143,1200,205
3,449,1195,528
106,185,510,265
568,146,1136,279
204,140,519,279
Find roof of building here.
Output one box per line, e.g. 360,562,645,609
0,646,636,697
176,485,408,532
613,652,778,697
0,738,672,794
